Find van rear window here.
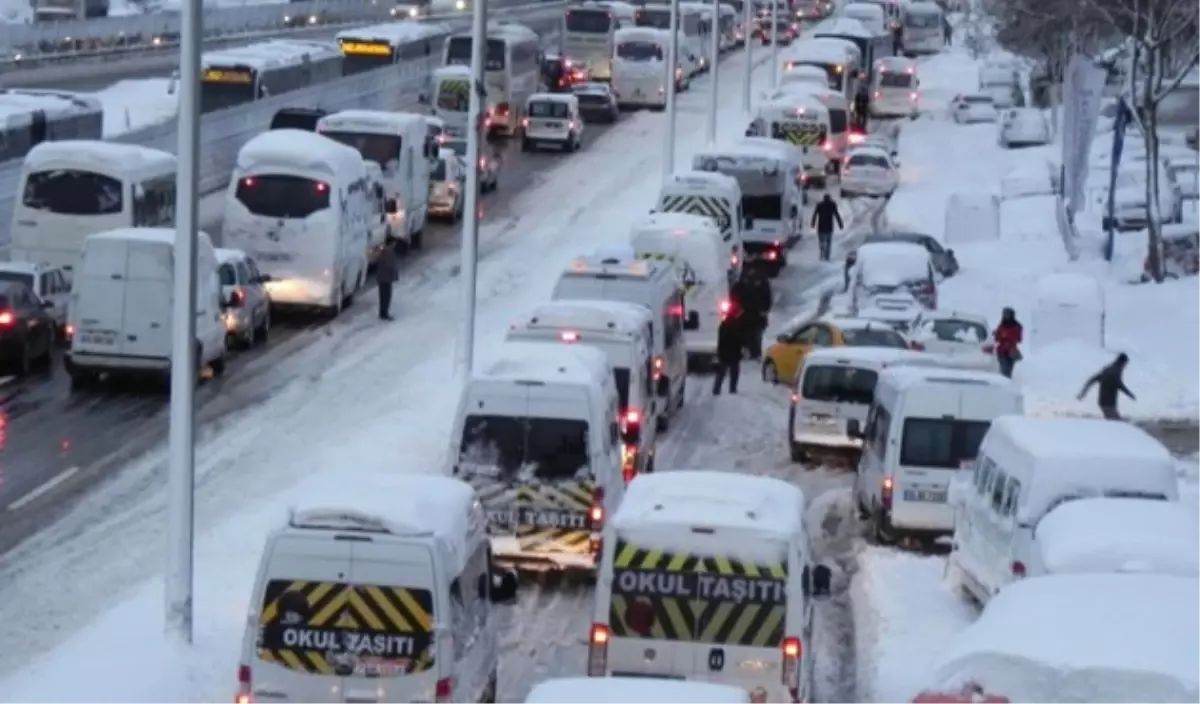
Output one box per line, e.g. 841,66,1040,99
235,174,330,219
258,579,435,677
801,364,877,404
900,418,992,469
879,72,913,88
22,169,123,215
459,415,591,481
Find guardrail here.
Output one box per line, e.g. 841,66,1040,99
0,7,564,250
0,0,547,68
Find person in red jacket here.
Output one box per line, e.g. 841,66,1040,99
993,307,1023,378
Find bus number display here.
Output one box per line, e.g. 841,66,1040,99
203,68,253,84
340,41,392,57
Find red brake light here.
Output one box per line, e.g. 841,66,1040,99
881,476,894,509
435,677,452,703
718,299,732,318
1011,560,1027,578
241,177,256,188
625,410,640,425
0,311,13,326
591,622,610,645
910,91,918,101
822,140,834,151
848,131,865,144
909,340,925,351
232,289,246,305
560,330,579,342
235,665,252,704
588,621,612,674
521,117,530,128
783,637,802,659
314,182,328,193
590,486,605,527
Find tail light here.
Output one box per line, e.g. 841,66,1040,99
1011,560,1027,578
0,311,15,326
235,665,252,704
435,677,452,703
874,90,880,99
479,157,487,169
781,636,802,697
981,343,995,354
881,476,894,510
589,486,605,529
65,323,75,339
653,356,664,378
910,91,918,101
567,120,576,130
848,132,865,144
718,299,732,319
231,289,246,306
621,410,642,446
790,391,798,403
822,140,833,151
587,624,610,675
731,253,739,266
590,535,604,564
909,340,925,351
521,117,530,128
766,250,778,261
495,103,510,116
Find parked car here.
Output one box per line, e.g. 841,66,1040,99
908,310,997,370
1106,168,1183,231
0,280,56,375
860,231,959,278
998,108,1051,148
951,93,998,123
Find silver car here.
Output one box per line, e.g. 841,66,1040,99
443,137,500,193
951,93,998,123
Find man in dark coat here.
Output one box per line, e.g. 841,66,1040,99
713,307,744,395
1078,352,1136,420
731,269,772,359
810,194,844,262
376,236,400,321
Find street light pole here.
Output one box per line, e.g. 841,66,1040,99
706,0,720,144
457,0,489,378
166,0,201,644
663,0,680,178
741,0,752,113
769,0,778,88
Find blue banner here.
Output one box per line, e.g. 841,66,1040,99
1103,98,1131,261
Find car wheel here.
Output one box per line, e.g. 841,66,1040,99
210,352,227,377
789,441,807,463
254,311,270,346
762,359,780,384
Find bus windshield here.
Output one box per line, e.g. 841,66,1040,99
566,9,612,32
235,174,331,219
319,131,402,169
446,37,506,71
22,169,123,215
634,9,671,29
617,41,664,61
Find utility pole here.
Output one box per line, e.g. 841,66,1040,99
741,0,753,113
457,0,489,378
663,0,680,177
706,0,721,143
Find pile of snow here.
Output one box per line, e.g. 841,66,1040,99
1028,272,1105,348
927,573,1200,703
1000,160,1056,200
0,0,31,23
90,79,178,137
944,192,1000,244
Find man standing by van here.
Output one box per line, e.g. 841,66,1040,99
1078,352,1136,420
713,307,745,395
811,194,844,262
732,269,772,360
376,236,399,321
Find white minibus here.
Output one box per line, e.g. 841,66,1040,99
948,416,1179,604
223,129,371,316
11,140,176,276
851,366,1023,545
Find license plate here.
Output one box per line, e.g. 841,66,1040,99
903,489,947,503
79,330,117,345
543,121,561,128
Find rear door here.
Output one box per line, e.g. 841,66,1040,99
71,240,129,356
122,240,173,358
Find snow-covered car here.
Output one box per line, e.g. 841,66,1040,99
951,93,997,124
572,82,620,123
981,82,1022,109
908,310,996,369
998,108,1050,148
441,137,500,193
1000,160,1056,199
1146,222,1199,280
859,132,899,163
855,292,922,333
1108,168,1183,231
840,146,898,198
851,241,938,312
861,231,958,278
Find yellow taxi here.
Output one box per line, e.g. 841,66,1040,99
762,316,911,384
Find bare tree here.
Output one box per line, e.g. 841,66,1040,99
1082,0,1200,281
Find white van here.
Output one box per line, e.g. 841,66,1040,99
850,366,1023,544
429,64,473,137
612,27,676,109
787,346,944,464
223,129,372,316
779,64,832,92
745,94,833,186
553,255,688,431
870,56,920,118
11,141,176,276
506,300,659,478
948,416,1180,604
64,228,225,388
527,677,751,703
630,213,731,364
591,470,823,703
316,109,435,250
655,171,745,269
769,84,854,169
449,342,625,574
522,93,585,152
236,475,519,704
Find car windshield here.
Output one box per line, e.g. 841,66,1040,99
529,101,570,118
900,418,992,469
849,153,890,168
576,93,610,106
840,326,907,348
458,415,591,481
801,364,878,404
613,367,631,410
218,263,237,286
878,72,912,88
0,271,34,289
921,318,987,343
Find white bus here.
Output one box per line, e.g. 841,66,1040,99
680,2,716,72
564,3,617,81
443,21,542,136
634,4,705,76
612,27,679,107
10,140,176,275
317,110,436,251
223,130,372,316
0,89,103,163
900,0,944,55
197,39,342,114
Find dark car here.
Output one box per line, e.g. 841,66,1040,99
861,231,960,278
0,281,55,375
573,82,620,123
269,107,328,132
542,54,588,93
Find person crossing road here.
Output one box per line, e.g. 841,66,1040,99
810,194,844,262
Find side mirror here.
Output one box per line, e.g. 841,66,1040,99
385,198,399,214
685,310,700,330
789,205,799,219
744,217,754,229
489,568,519,603
811,563,832,598
846,419,862,439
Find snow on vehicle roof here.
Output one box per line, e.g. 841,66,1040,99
983,416,1178,522
433,64,472,78
875,55,917,71
525,677,750,703
519,299,651,337
879,365,1013,392
847,144,892,160
820,314,903,331
237,129,366,184
87,227,214,248
615,26,672,41
773,84,847,106
930,573,1200,702
782,64,830,79
0,89,101,125
214,248,248,265
917,309,988,326
1035,498,1199,578
319,108,426,134
784,39,855,64
857,305,919,323
813,17,872,38
530,92,577,104
665,169,742,194
336,20,450,45
479,341,612,388
636,211,721,234
203,39,340,72
857,242,930,283
613,470,804,563
761,94,831,116
574,82,612,94
24,140,176,178
802,346,933,367
1034,271,1103,309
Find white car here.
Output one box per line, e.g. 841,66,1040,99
0,260,70,340
908,310,997,370
1109,169,1183,231
429,146,466,220
855,295,922,334
840,146,899,198
951,93,998,123
521,93,584,152
442,137,500,192
998,108,1051,148
215,248,272,348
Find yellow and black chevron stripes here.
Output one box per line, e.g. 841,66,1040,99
771,121,826,146
658,194,735,235
257,580,435,676
469,478,596,554
438,78,472,97
515,524,593,554
607,541,788,647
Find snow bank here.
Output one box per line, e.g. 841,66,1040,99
928,573,1200,702
0,0,30,23
1035,498,1199,578
851,548,976,703
91,78,178,137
